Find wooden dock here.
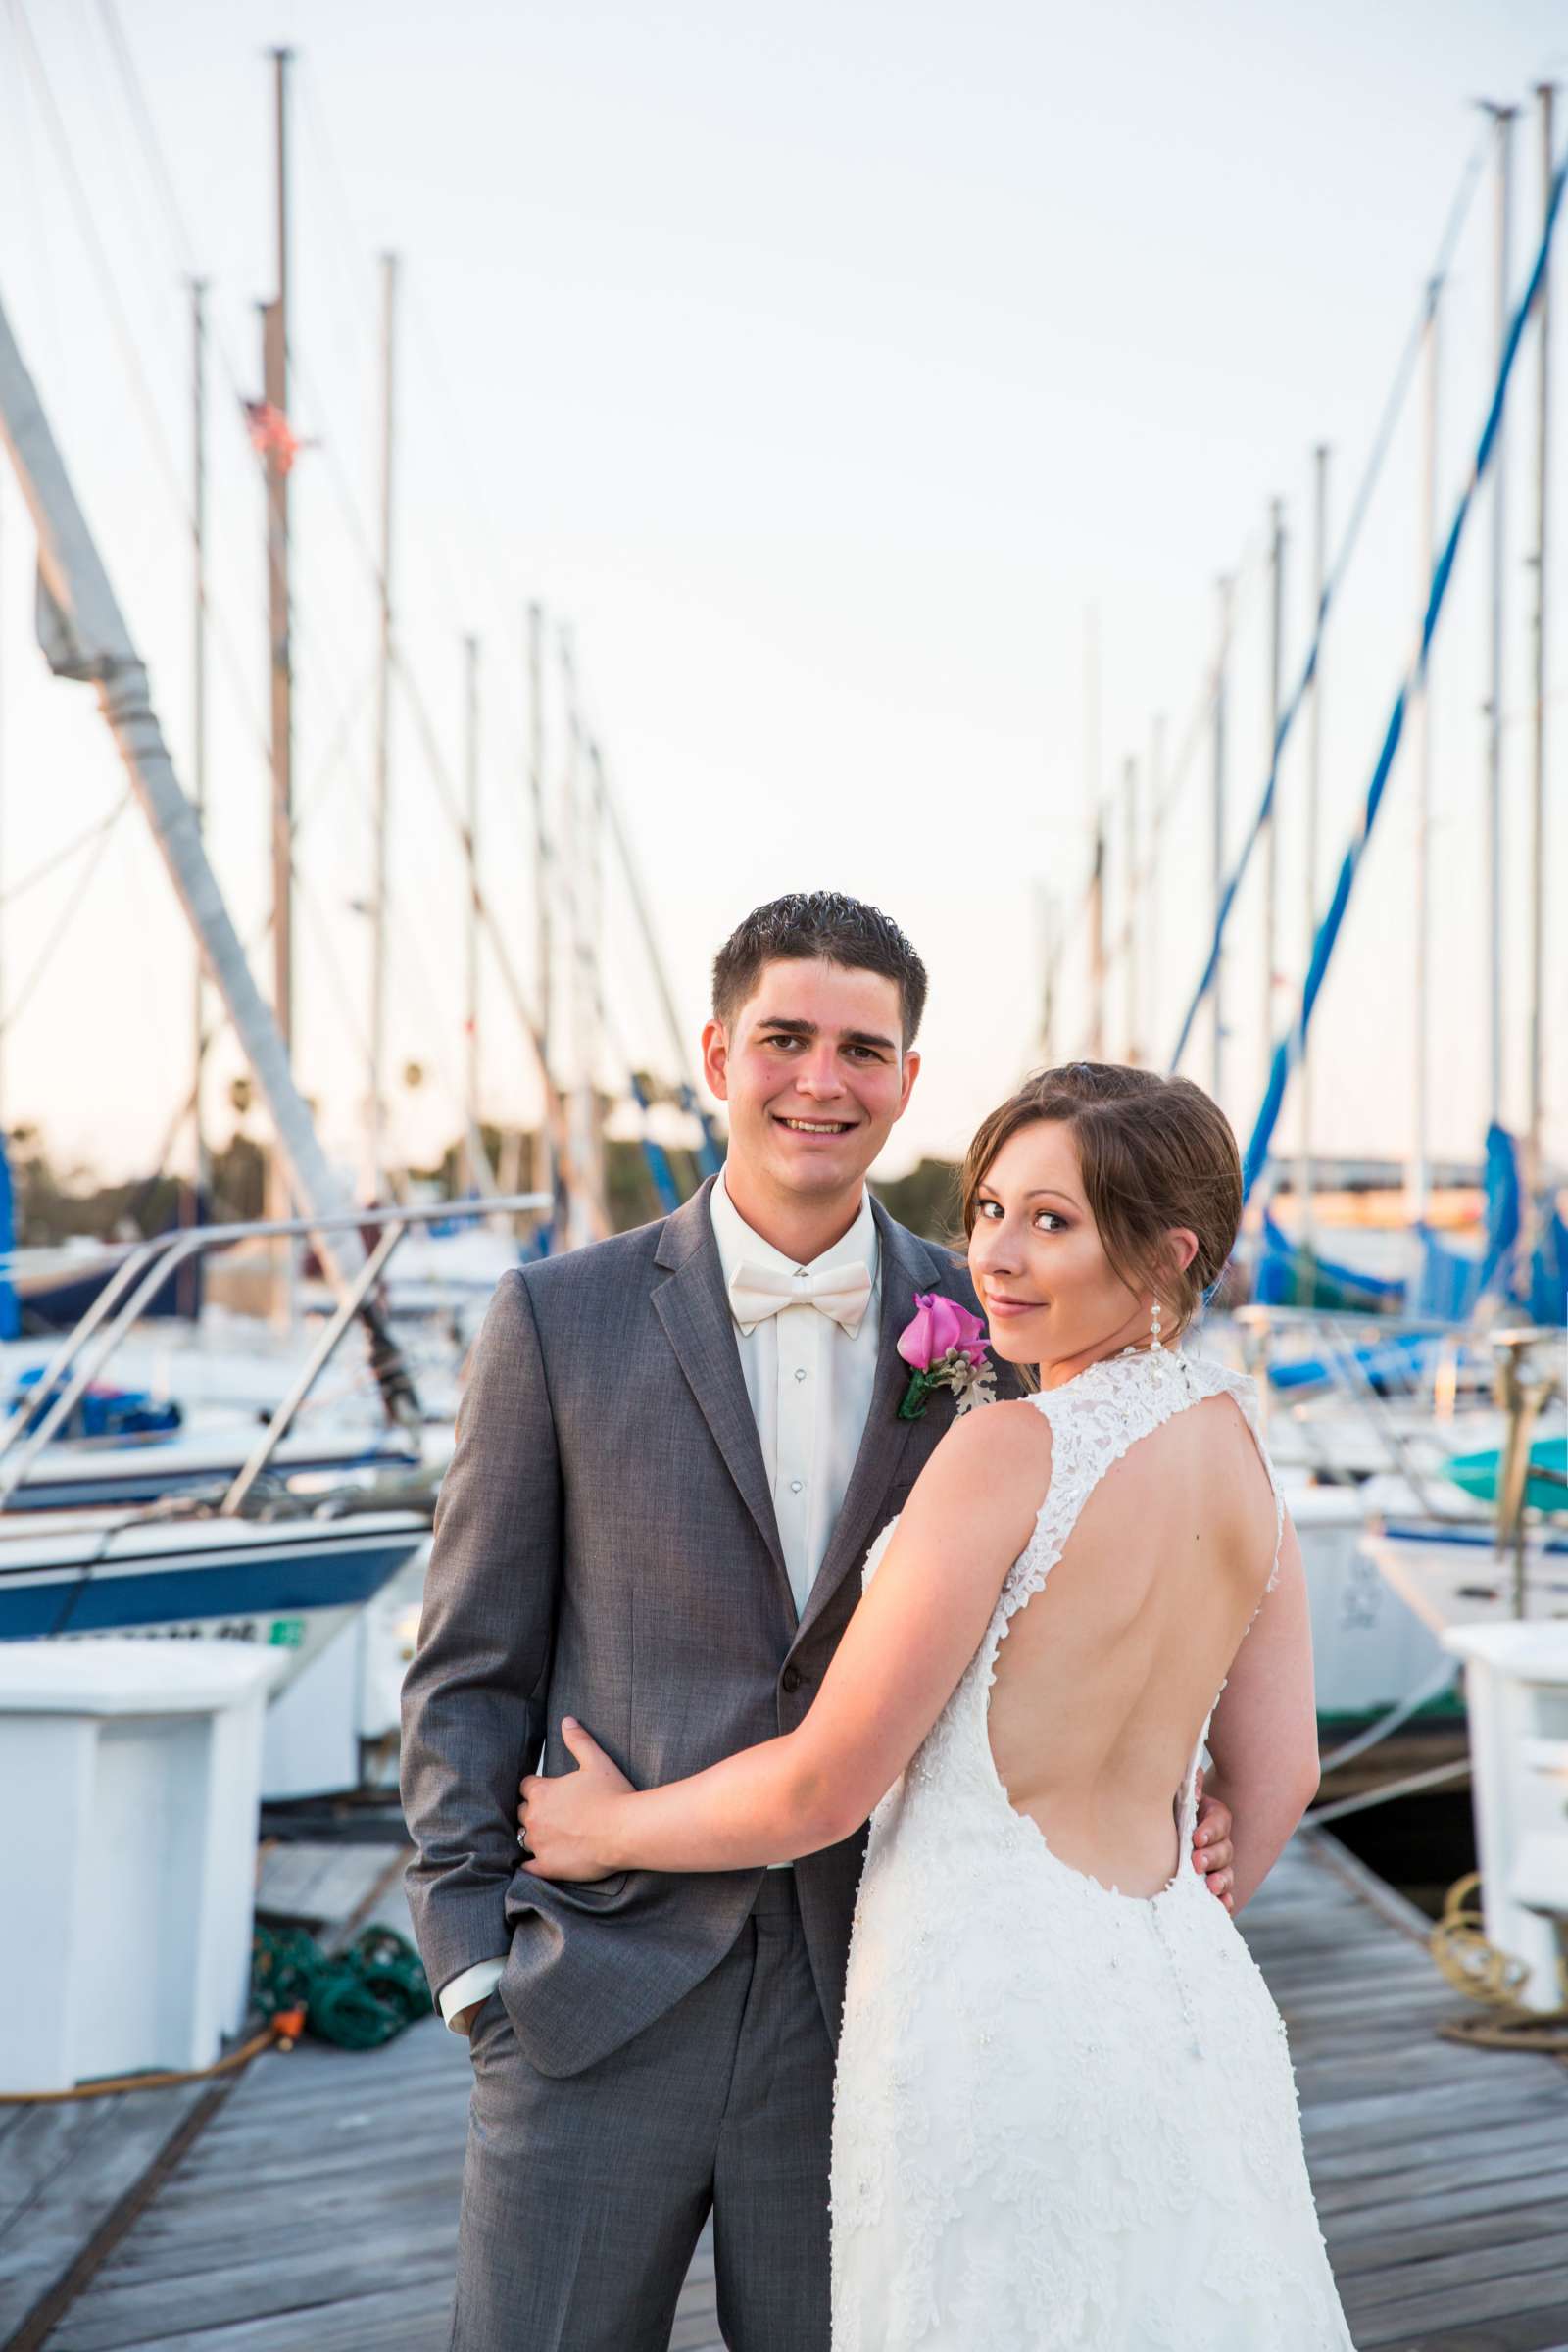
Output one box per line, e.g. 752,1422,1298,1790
4,1829,1567,2350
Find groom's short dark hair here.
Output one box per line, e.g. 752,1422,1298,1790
712,892,928,1047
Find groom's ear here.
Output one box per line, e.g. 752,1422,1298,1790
892,1047,921,1121
701,1017,731,1102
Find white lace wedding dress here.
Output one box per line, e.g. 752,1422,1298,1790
829,1346,1354,2351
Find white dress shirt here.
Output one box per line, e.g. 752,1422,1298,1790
708,1171,881,1620
439,1174,882,2028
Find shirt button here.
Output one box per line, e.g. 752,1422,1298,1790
790,1478,804,1494
795,1367,808,1383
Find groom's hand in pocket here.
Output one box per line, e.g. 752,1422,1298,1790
1191,1770,1235,1909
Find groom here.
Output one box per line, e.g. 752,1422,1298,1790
402,890,1234,2351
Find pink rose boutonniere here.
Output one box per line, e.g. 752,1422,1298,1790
896,1292,998,1421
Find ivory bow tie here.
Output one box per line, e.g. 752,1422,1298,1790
727,1260,873,1338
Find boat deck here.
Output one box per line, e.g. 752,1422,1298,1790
4,1829,1567,2351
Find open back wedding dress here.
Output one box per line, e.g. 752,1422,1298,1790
829,1346,1354,2351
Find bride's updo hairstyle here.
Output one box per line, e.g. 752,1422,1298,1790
959,1062,1242,1341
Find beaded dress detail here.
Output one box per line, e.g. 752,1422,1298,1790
828,1346,1354,2351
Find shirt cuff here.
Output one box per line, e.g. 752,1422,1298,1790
439,1958,506,2032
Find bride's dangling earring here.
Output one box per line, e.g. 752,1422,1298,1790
1150,1295,1164,1352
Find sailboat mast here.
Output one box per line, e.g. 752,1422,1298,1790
560,628,603,1246
527,601,554,1207
1263,499,1286,1084
190,276,209,1214
1528,83,1554,1192
463,631,481,1192
1038,888,1057,1064
1122,753,1139,1061
368,250,398,1201
1147,711,1164,1078
1483,101,1517,1129
1210,574,1231,1103
264,47,294,1118
1411,284,1441,1228
1084,607,1104,1057
1088,811,1106,1066
1299,451,1327,1250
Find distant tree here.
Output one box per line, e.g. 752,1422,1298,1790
873,1157,962,1248
210,1130,267,1224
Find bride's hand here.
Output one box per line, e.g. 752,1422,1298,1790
517,1720,635,1882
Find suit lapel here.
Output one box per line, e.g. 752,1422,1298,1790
791,1202,949,1651
652,1181,789,1599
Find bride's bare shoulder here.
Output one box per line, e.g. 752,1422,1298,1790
903,1398,1054,1555
935,1395,1052,1472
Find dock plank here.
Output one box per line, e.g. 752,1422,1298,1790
15,1826,1568,2350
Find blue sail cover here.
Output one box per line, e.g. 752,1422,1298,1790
1415,1226,1483,1321
1253,1210,1406,1313
1531,1204,1568,1326
1477,1123,1523,1298
1414,1125,1562,1323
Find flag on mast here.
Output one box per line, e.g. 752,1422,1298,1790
242,397,302,474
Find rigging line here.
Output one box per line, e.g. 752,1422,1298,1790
1151,512,1263,839
0,787,130,906
285,323,519,784
390,647,569,1171
16,0,272,769
293,661,378,842
6,0,190,518
1044,519,1262,1004
73,0,180,347
299,64,524,671
295,65,379,346
1167,125,1492,1076
295,867,374,1066
382,886,474,1116
1240,146,1568,1202
147,899,277,1187
4,7,64,379
89,0,325,767
404,273,531,663
92,0,195,272
291,71,499,772
0,786,128,1036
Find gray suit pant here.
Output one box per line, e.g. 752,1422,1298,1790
452,1874,835,2351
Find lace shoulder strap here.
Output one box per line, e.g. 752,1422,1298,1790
1001,1348,1201,1628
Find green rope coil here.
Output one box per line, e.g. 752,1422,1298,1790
252,1922,430,2051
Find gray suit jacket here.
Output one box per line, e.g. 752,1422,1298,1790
401,1175,1018,2078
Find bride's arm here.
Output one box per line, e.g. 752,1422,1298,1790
1200,1511,1320,1912
517,1402,1050,1879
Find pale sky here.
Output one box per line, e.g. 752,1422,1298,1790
0,0,1563,1195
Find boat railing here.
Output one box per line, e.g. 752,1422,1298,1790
1233,1299,1486,1511
0,1195,550,1510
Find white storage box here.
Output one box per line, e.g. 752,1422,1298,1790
1444,1621,1568,2012
0,1638,274,2092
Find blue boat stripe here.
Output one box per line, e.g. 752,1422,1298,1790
0,1541,420,1639
1381,1520,1568,1557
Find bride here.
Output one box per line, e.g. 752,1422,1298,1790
517,1061,1354,2350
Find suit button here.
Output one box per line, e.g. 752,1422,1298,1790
781,1665,803,1694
